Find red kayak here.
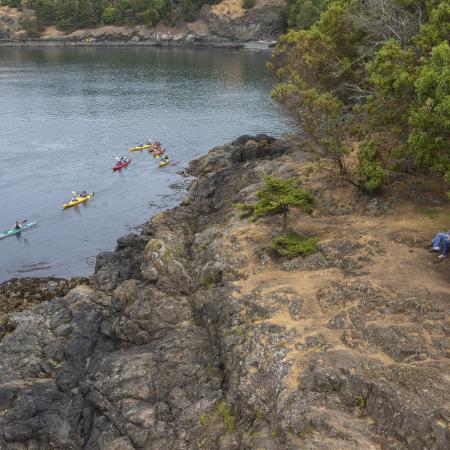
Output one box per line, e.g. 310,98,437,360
113,159,132,171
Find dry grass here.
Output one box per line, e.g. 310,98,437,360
228,164,450,392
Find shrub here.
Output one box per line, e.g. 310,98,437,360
355,139,388,193
102,6,119,24
217,401,235,432
270,232,319,258
287,0,329,30
237,174,315,232
354,395,367,408
21,17,41,37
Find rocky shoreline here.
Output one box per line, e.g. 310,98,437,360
0,135,449,449
0,1,283,50
0,37,273,51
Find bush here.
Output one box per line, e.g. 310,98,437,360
139,8,160,26
236,174,315,232
355,139,388,193
270,232,319,258
102,6,119,24
217,401,235,432
287,0,328,30
21,17,41,37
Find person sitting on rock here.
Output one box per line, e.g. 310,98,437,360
439,238,450,258
431,230,450,250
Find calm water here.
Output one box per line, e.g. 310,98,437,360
0,47,288,282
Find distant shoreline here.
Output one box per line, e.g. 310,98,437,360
0,38,276,52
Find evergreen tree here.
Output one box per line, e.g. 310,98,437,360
238,174,315,232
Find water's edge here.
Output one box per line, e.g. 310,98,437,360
0,38,275,52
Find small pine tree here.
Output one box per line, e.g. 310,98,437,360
238,174,315,231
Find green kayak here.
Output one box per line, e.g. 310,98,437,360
0,222,37,240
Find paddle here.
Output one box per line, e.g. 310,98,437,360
20,219,28,225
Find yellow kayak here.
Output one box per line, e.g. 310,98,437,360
129,144,152,152
62,192,94,209
159,157,171,168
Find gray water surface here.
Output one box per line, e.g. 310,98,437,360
0,47,288,281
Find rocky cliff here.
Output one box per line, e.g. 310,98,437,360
0,0,285,45
0,135,449,449
0,5,32,39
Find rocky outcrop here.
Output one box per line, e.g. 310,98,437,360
200,0,285,41
0,5,33,39
0,276,87,339
0,135,449,449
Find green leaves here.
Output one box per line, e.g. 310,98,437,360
237,174,315,231
355,139,388,193
102,6,119,24
8,0,211,31
408,41,450,175
274,0,450,193
251,174,315,218
270,232,319,257
287,0,329,30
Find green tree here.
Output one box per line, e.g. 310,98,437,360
287,0,329,30
272,77,353,173
408,41,450,183
102,6,119,24
355,139,388,193
238,174,315,231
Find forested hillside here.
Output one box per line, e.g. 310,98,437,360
274,0,450,194
0,0,219,32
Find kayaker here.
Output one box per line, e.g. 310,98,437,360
80,191,87,198
13,220,22,230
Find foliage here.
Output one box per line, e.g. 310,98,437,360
1,0,216,32
272,78,352,172
102,6,119,24
199,412,211,426
408,41,450,181
237,174,315,231
270,232,319,258
287,0,329,30
355,139,388,193
217,401,235,432
273,0,450,192
354,395,367,408
202,274,214,289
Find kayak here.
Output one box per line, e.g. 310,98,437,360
0,222,37,240
159,157,171,168
62,192,94,209
129,144,152,152
113,159,132,171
